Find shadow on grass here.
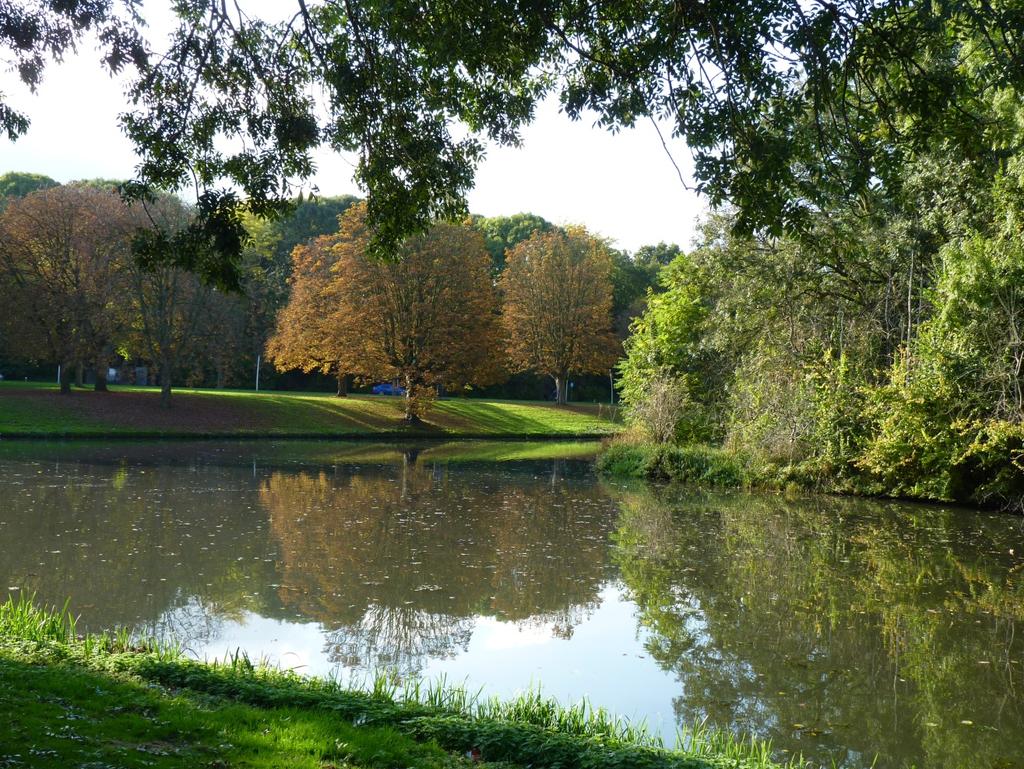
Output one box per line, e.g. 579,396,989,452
0,383,617,438
248,393,391,432
430,400,602,434
0,653,450,769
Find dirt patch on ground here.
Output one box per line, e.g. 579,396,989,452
3,388,272,432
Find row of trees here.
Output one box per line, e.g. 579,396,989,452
0,183,238,405
266,204,620,420
0,173,380,403
0,175,670,411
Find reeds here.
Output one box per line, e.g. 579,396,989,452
0,594,77,643
0,594,179,661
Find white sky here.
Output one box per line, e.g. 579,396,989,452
0,19,704,253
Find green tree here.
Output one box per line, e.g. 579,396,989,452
633,243,681,270
470,213,553,275
0,172,59,199
609,249,661,337
618,247,727,442
856,215,1024,508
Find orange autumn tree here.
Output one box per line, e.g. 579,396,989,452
266,233,367,395
0,185,135,393
267,203,504,420
332,204,505,421
500,228,619,404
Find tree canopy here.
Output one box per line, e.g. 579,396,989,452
470,213,554,275
0,185,135,391
242,194,361,358
617,90,1024,510
6,0,1021,280
265,232,365,394
268,203,505,420
500,228,618,404
0,172,59,199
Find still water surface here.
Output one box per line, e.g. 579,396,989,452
1,441,1022,769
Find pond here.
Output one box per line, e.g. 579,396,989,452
1,440,1022,769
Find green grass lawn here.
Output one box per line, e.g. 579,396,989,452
0,382,622,439
0,652,489,769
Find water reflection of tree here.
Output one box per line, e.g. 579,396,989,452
0,460,277,634
139,593,230,652
325,605,475,674
260,462,618,676
611,488,1024,769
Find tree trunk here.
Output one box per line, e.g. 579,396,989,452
551,458,565,486
94,361,108,392
554,374,568,405
75,361,84,388
404,375,421,424
59,361,72,395
160,357,172,408
336,371,349,397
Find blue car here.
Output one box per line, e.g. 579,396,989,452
372,382,406,396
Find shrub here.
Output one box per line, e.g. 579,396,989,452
954,420,1024,511
625,372,691,444
596,441,652,478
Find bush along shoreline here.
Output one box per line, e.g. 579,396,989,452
0,597,798,769
595,441,828,491
593,439,904,498
596,435,1024,515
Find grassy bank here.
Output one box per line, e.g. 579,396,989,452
595,439,1014,510
0,438,603,465
596,442,751,487
0,597,794,769
0,382,620,439
595,442,841,495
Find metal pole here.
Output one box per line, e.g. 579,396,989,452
57,364,61,386
255,354,261,392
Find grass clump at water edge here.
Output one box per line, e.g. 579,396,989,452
596,442,748,487
0,596,802,769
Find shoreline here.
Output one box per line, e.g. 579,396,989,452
595,440,1024,515
0,430,615,442
0,597,790,769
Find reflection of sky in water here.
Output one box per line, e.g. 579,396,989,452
422,585,681,736
173,584,682,740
